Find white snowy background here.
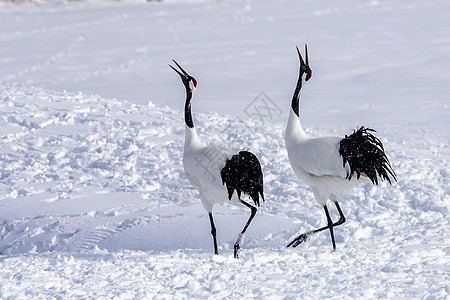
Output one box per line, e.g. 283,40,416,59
0,0,449,298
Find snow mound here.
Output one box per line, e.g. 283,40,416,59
0,86,448,298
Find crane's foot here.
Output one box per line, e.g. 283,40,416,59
287,233,308,248
234,243,240,259
233,233,244,259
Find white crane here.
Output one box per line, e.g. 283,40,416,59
285,45,396,250
170,60,265,259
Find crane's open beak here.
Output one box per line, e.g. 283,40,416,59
296,44,312,81
296,44,309,67
169,59,189,79
169,59,198,88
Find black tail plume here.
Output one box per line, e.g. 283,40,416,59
220,151,265,206
339,127,396,185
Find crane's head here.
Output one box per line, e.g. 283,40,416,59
169,60,197,94
296,44,312,86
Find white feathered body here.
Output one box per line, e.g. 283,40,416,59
183,126,241,212
285,109,370,206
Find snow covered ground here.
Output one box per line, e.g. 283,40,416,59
0,0,449,298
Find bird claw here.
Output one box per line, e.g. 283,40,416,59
287,233,308,248
234,243,240,259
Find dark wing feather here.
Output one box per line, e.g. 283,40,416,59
339,126,396,185
220,151,265,206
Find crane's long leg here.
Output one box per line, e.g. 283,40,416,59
234,200,257,259
287,201,346,249
324,205,336,250
208,213,219,255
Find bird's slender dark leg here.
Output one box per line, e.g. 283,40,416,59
208,213,219,255
234,200,257,259
287,201,346,249
327,201,346,250
334,201,346,226
324,205,336,250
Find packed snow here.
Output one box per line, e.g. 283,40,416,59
0,0,449,298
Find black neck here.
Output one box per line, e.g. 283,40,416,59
184,89,194,128
291,76,303,117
